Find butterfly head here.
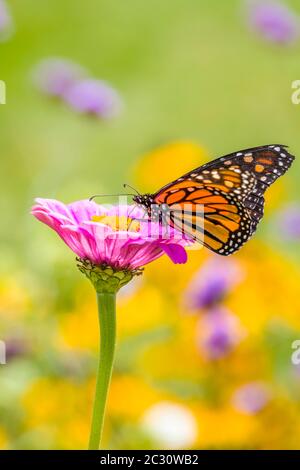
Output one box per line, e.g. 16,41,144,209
132,194,155,210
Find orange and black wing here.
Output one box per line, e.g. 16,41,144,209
153,144,295,255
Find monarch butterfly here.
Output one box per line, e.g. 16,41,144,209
132,144,295,256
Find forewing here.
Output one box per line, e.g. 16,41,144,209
153,144,294,255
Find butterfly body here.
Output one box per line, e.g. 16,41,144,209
133,145,295,256
133,193,170,225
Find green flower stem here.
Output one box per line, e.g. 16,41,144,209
88,292,116,450
77,260,143,449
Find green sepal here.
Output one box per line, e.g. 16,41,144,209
77,258,143,293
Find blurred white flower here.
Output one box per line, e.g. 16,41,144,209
141,401,198,449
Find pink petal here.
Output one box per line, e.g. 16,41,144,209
67,199,103,223
160,243,188,264
34,198,73,219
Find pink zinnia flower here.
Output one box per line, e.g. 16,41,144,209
31,198,189,269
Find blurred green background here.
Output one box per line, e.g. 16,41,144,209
1,0,300,449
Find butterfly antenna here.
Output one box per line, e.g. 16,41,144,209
123,183,140,195
89,193,135,201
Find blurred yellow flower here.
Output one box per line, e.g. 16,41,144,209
193,404,257,448
133,141,210,193
0,427,8,450
263,178,289,214
253,399,300,449
118,284,169,337
58,283,169,351
0,277,31,319
140,312,204,381
107,375,167,420
229,243,300,333
22,377,91,449
58,296,99,351
145,248,210,298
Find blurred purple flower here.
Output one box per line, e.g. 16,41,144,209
277,204,300,239
184,257,244,310
63,79,122,118
247,1,300,45
33,58,86,98
5,337,29,361
232,381,271,414
0,0,13,41
197,307,245,360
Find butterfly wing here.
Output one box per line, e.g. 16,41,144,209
152,144,295,255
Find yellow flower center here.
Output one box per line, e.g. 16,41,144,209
91,215,140,232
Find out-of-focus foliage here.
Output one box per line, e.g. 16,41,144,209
1,0,300,450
